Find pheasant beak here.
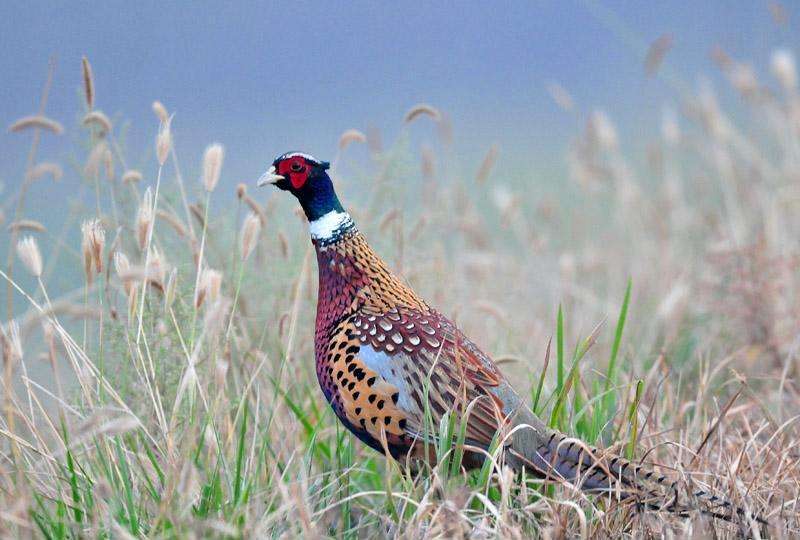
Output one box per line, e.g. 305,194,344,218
257,166,285,187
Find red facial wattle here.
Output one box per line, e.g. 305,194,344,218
277,157,310,190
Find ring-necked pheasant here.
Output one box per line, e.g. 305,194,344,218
258,151,762,526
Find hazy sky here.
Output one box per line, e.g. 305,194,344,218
1,1,796,200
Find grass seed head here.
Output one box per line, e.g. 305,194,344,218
1,321,23,368
137,187,154,250
338,128,367,150
8,115,64,135
122,169,143,183
152,100,169,123
546,81,575,112
156,209,187,238
771,48,797,91
114,251,131,286
82,110,112,134
7,220,46,234
164,268,178,311
196,267,222,308
404,103,441,123
16,236,43,277
156,115,173,166
148,247,168,289
587,110,619,151
81,219,106,281
202,143,224,192
114,251,140,316
28,162,63,182
81,56,94,109
240,212,262,262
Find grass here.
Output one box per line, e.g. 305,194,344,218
1,47,799,539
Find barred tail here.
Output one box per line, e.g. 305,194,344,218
506,422,765,526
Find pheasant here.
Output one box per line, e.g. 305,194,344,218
258,151,762,526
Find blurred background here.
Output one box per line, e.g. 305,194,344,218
2,1,797,201
3,0,800,373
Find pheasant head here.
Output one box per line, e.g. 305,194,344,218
258,151,345,222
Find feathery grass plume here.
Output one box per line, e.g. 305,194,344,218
242,193,267,224
195,268,222,308
8,115,64,135
85,140,110,178
546,81,575,112
81,219,106,281
41,319,62,395
771,48,797,91
156,115,173,166
644,34,673,75
164,268,177,310
7,220,46,233
475,143,499,184
156,209,187,238
1,321,22,368
236,183,247,199
587,110,619,151
338,128,367,150
137,187,154,250
81,56,94,109
114,251,131,290
148,247,168,290
152,100,169,123
27,162,63,182
240,213,262,261
82,111,112,134
202,143,224,192
122,169,143,183
491,184,518,216
189,203,205,228
404,103,441,123
16,236,43,277
114,251,139,317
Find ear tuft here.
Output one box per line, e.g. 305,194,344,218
320,161,330,170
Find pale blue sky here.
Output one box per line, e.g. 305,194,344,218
0,1,796,202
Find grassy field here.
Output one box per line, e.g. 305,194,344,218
1,52,799,538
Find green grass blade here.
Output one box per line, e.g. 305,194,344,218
532,337,551,414
604,279,631,394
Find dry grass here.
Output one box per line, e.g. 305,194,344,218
0,49,799,539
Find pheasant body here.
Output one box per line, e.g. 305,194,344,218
259,151,762,526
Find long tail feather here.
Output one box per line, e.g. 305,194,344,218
506,420,765,526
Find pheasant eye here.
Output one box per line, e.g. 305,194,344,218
290,162,304,172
